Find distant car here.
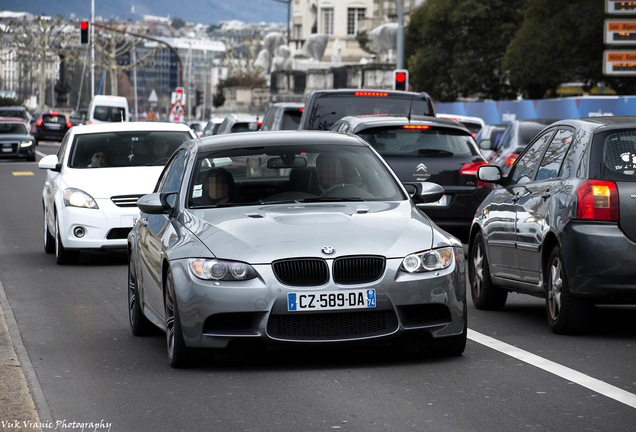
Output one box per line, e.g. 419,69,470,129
38,122,196,264
299,89,436,131
216,113,261,134
127,130,467,367
331,114,493,242
469,116,636,334
489,119,556,174
474,124,507,159
261,102,304,131
189,121,207,138
0,106,32,124
201,117,224,137
0,118,36,162
436,114,485,138
34,112,72,144
69,109,88,127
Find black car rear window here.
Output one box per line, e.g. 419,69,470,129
306,93,433,130
357,126,479,157
42,114,65,123
281,110,302,130
592,130,636,181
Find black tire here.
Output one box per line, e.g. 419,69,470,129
546,246,593,335
55,215,79,265
128,253,154,336
43,207,55,254
470,232,507,310
27,153,36,162
165,270,194,368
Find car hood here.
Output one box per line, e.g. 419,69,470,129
184,201,436,263
60,167,163,199
0,134,32,141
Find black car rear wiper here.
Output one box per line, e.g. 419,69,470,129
417,149,454,156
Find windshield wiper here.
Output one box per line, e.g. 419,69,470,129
298,197,366,202
259,199,300,205
417,149,454,156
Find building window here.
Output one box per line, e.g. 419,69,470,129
322,8,334,35
347,8,365,35
293,24,302,40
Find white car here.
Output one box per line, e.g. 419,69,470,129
38,122,196,264
436,113,486,137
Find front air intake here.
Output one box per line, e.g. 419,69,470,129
272,258,329,286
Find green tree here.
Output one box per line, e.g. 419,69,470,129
503,0,636,98
407,0,527,101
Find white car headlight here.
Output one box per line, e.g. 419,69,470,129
189,259,258,281
401,247,454,273
20,140,33,148
63,188,98,209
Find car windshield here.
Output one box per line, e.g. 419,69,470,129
357,126,479,156
67,131,192,168
0,123,28,135
187,144,406,208
307,93,433,130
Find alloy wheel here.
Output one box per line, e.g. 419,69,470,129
548,256,563,321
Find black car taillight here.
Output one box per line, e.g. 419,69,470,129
576,179,619,221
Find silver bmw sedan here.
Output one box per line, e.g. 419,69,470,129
127,130,467,367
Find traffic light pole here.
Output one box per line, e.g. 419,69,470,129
91,0,95,99
394,0,404,69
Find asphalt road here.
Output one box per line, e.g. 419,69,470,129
0,144,635,431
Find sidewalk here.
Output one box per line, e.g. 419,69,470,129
0,300,43,432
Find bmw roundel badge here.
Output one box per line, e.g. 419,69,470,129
322,246,335,255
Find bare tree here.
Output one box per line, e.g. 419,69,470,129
9,15,75,111
90,24,160,96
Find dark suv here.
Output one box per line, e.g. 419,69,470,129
299,89,436,131
469,116,636,334
331,115,492,242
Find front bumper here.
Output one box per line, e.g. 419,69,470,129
168,249,467,349
560,221,636,301
57,198,140,250
0,142,35,159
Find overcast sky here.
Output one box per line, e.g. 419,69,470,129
1,0,288,24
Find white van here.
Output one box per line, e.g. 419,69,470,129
88,95,130,124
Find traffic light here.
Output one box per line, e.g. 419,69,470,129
393,69,409,91
196,89,203,106
80,21,90,45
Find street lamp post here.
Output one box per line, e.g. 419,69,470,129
271,0,291,44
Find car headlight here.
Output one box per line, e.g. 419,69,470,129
63,188,98,209
20,140,33,147
189,258,258,281
401,247,454,273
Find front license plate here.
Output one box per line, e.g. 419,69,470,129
288,289,376,311
2,147,12,152
419,195,447,207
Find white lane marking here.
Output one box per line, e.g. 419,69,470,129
468,329,636,409
35,150,47,158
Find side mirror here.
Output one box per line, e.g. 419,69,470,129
137,192,177,215
477,165,503,184
38,154,61,171
405,182,445,203
479,139,492,150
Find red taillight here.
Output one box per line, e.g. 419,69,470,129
300,108,303,112
36,116,42,127
66,120,72,128
504,153,518,167
576,179,619,221
354,92,389,97
403,125,429,129
257,121,263,126
460,162,489,186
50,111,57,116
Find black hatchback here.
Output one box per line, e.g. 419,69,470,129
469,116,636,334
331,115,493,242
34,112,72,144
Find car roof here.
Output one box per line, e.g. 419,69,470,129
270,102,304,109
198,130,365,152
0,117,29,123
71,121,194,135
337,114,470,132
309,89,430,98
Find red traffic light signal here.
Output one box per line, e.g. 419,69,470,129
80,21,89,44
393,69,409,91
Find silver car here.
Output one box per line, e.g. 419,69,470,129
127,131,467,367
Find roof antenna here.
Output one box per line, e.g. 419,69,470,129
407,93,414,123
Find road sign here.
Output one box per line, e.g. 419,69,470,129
169,100,186,122
606,0,636,14
605,19,636,44
603,50,636,75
